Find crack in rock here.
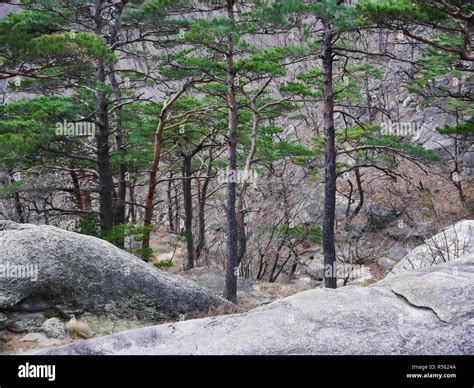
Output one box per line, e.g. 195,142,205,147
390,288,450,324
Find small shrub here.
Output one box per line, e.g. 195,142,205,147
75,217,154,260
65,318,94,339
101,224,154,261
134,247,154,261
74,212,100,237
154,260,174,268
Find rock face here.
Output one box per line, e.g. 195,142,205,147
39,254,474,355
0,221,229,323
305,260,325,280
41,318,68,339
0,312,7,330
377,257,396,271
391,220,474,274
463,144,474,175
363,203,401,231
412,107,457,158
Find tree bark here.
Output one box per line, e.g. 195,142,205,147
223,0,239,303
94,0,114,232
10,171,25,223
109,70,127,229
349,167,364,220
69,169,84,211
195,149,213,261
95,63,114,233
128,179,136,223
13,192,24,223
321,18,337,289
142,116,165,251
107,2,127,230
167,173,175,232
182,154,195,270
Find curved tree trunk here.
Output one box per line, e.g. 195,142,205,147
142,83,192,252
236,104,259,268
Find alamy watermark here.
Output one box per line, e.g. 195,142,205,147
380,120,421,137
217,169,259,188
324,263,365,279
55,119,96,138
0,262,39,282
18,363,55,382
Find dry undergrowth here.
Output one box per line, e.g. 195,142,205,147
258,283,308,300
182,303,240,321
0,331,79,354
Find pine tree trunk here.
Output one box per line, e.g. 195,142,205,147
109,70,127,229
128,180,136,223
195,149,212,261
11,170,25,223
107,3,127,230
69,169,84,211
321,18,337,289
182,154,195,270
142,115,166,252
96,64,114,233
94,1,114,233
223,0,238,303
167,174,175,232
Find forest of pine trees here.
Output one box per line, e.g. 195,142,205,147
0,0,472,305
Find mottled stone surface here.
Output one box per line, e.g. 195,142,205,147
39,255,473,355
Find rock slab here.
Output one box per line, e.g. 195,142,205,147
39,254,474,355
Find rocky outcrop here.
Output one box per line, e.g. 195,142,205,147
412,107,457,159
0,221,229,325
38,253,474,355
463,144,474,176
364,203,402,231
391,220,474,274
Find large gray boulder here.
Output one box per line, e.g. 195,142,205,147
39,254,474,355
391,220,474,274
0,221,229,323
